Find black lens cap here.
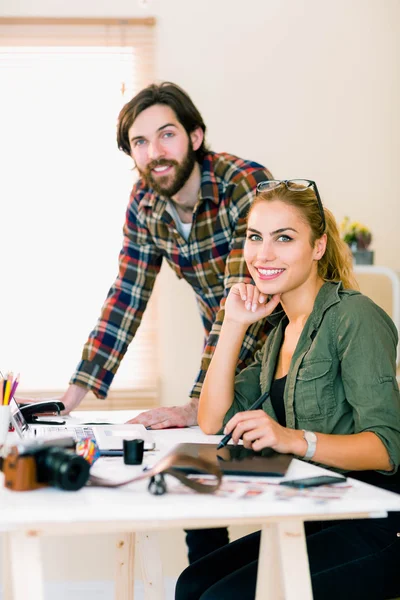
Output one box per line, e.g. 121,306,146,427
123,438,144,465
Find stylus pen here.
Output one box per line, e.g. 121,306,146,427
216,390,270,450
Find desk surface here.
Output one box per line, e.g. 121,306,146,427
1,410,400,535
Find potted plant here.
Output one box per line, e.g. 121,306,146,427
341,217,374,265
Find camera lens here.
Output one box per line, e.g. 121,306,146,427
36,448,90,491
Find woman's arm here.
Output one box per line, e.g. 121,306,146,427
336,295,400,472
198,285,280,434
303,431,392,471
224,294,400,472
224,412,393,471
198,318,247,434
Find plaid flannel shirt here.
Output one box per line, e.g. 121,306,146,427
70,152,273,398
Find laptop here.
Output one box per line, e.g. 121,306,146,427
9,397,155,455
170,442,292,477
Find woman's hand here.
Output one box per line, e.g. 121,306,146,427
224,284,281,327
223,409,300,454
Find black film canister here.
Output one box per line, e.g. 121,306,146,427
123,438,144,465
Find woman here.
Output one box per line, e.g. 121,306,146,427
175,179,400,600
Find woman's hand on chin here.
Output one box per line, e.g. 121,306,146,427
224,284,281,327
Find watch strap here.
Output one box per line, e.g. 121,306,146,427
302,430,317,461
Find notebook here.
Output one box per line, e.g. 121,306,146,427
169,442,292,477
9,397,155,455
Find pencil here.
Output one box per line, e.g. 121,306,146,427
8,373,19,404
0,378,3,406
3,372,13,406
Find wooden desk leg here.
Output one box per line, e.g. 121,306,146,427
136,532,164,600
9,531,44,600
277,520,313,599
2,533,13,600
115,533,136,600
255,522,284,599
256,520,313,600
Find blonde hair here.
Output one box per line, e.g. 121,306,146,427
252,184,358,290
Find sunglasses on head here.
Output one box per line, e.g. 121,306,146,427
256,179,326,233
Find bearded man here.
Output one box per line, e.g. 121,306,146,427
59,82,272,562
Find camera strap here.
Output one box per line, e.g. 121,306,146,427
88,452,223,495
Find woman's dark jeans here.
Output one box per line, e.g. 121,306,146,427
185,528,229,565
177,513,400,600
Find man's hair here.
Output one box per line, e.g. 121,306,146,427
117,82,210,162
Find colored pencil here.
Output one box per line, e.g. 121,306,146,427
3,373,12,406
8,373,19,404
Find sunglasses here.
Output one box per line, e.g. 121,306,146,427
256,179,326,233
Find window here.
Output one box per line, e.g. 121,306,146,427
0,18,159,407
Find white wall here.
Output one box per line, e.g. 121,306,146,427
0,0,399,583
155,0,400,268
154,0,400,404
2,0,399,406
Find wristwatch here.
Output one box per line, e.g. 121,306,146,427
302,430,317,461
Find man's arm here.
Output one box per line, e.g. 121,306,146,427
60,384,88,414
131,167,272,428
68,187,163,406
16,383,88,415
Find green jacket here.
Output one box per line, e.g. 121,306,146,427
223,282,400,473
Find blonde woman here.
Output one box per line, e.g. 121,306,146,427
175,180,400,600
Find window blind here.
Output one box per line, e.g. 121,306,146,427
0,18,159,404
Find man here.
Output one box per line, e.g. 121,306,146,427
61,82,273,561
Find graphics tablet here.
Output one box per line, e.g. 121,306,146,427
170,443,292,477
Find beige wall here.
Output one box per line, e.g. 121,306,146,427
154,0,400,268
1,0,399,583
4,0,397,265
2,0,399,406
154,0,400,405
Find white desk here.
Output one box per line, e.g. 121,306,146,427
1,410,400,600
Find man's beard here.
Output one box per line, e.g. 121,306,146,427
139,143,197,197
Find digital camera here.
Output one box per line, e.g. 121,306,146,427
2,437,90,492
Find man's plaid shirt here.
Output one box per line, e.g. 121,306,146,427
70,152,273,398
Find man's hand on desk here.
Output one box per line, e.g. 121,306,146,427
127,398,199,429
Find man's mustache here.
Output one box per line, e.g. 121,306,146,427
146,159,178,173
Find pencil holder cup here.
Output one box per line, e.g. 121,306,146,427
0,406,11,446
